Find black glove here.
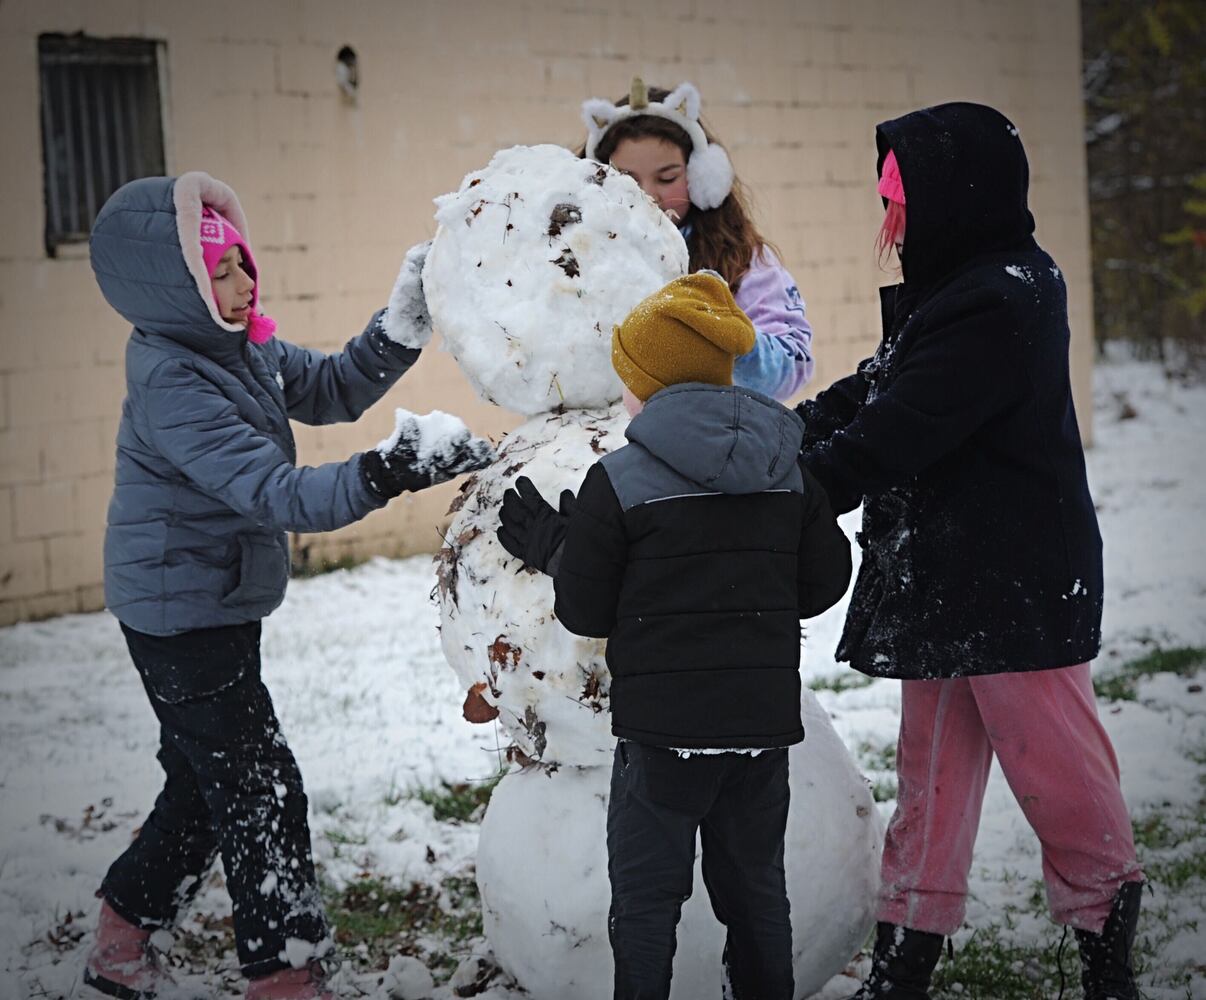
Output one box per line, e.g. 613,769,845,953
496,476,576,574
361,417,495,501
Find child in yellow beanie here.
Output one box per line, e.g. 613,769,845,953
497,272,852,999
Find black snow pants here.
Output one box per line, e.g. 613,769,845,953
100,621,330,979
606,741,794,1000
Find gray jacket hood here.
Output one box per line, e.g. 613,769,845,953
626,383,804,494
90,171,252,353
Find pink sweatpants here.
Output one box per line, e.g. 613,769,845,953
877,663,1142,936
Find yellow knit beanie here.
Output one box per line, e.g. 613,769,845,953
612,272,756,402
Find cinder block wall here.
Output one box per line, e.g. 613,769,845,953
0,0,1092,625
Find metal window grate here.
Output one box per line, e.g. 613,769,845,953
38,33,166,256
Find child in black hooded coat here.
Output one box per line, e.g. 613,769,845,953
797,103,1144,1000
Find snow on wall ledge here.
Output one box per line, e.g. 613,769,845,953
422,144,688,416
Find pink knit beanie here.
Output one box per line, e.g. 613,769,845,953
877,149,906,205
199,205,277,343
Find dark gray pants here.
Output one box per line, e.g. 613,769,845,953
100,622,329,979
607,742,794,1000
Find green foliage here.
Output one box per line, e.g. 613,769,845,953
858,739,897,772
1092,645,1205,701
321,873,483,976
323,827,368,849
1161,173,1206,319
1131,727,1206,892
931,918,1081,1000
925,724,1206,998
412,772,504,824
1083,0,1206,368
857,740,898,803
315,774,509,979
809,673,875,694
1093,672,1139,702
1133,808,1206,889
869,777,898,803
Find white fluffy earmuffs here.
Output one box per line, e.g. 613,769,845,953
582,79,734,211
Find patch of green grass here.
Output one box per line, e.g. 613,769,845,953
926,728,1205,999
422,875,486,975
382,782,403,808
321,873,483,977
1093,645,1206,702
929,877,1174,1000
323,828,367,846
858,739,897,773
1132,812,1180,852
931,920,1077,1000
857,740,898,803
869,777,899,803
810,673,875,694
412,771,504,824
1132,806,1206,890
322,826,369,861
1093,672,1140,703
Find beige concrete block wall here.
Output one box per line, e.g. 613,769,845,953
0,0,1093,626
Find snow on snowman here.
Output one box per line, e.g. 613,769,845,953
397,137,882,997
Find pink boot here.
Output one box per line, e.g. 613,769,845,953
245,963,334,1000
84,900,167,999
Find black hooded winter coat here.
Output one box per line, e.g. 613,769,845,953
798,102,1103,680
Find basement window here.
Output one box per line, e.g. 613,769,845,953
38,33,167,256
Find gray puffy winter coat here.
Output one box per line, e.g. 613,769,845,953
91,172,418,635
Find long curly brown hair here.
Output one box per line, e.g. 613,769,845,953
582,86,779,294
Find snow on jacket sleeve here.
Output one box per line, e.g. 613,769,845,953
796,464,853,617
144,358,384,534
803,287,1024,515
553,462,628,639
796,369,871,454
731,248,815,400
273,310,421,426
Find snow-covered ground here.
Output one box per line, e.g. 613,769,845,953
1,353,1203,999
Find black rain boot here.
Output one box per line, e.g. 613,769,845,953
846,921,945,999
1074,881,1144,1000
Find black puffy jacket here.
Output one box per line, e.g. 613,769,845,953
554,383,851,749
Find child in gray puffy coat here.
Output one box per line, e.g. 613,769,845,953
84,171,493,1000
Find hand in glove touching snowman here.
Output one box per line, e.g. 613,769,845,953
496,476,578,575
381,240,434,348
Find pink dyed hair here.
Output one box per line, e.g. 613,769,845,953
876,200,907,268
875,149,906,268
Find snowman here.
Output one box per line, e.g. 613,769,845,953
421,144,882,998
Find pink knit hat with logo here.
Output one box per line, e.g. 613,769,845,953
877,149,905,205
199,205,277,344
